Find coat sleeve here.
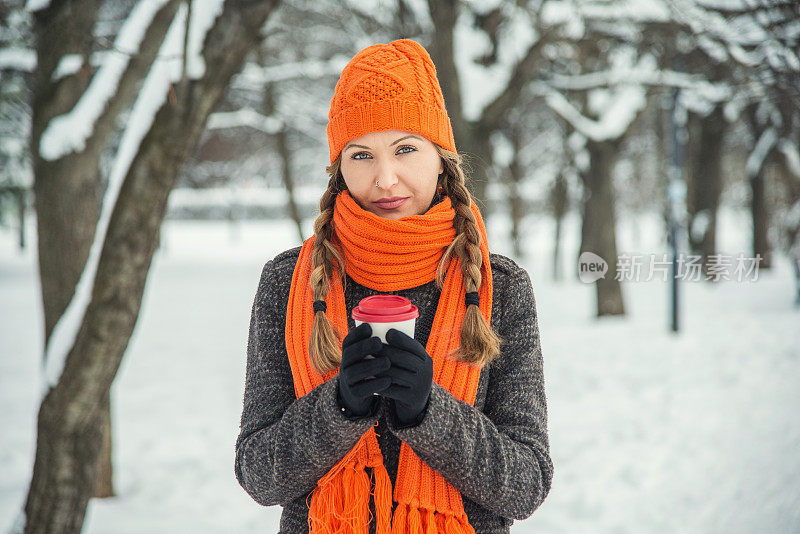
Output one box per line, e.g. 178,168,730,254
234,258,379,507
385,264,554,520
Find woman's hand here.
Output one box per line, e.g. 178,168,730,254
375,328,434,426
338,322,392,417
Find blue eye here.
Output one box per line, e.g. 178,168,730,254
351,145,416,160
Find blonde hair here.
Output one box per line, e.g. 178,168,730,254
308,145,502,374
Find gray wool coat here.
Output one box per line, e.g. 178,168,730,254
235,245,553,533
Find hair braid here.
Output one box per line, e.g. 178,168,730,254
435,147,503,367
308,171,347,374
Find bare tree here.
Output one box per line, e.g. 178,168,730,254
670,0,800,268
427,1,556,218
21,1,280,532
30,0,183,504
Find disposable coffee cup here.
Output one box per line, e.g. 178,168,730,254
352,295,419,393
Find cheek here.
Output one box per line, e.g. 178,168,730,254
342,164,364,190
417,171,439,195
341,173,372,207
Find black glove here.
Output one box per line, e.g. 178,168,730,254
374,328,434,427
337,322,392,418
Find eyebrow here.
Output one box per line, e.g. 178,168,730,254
345,134,423,152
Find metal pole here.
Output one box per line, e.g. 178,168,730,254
668,57,686,333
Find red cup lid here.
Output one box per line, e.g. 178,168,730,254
352,295,419,323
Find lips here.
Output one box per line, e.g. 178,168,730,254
373,197,409,210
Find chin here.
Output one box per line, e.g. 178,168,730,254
366,202,413,219
371,210,404,220
387,205,421,219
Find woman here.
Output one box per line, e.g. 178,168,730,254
235,38,553,533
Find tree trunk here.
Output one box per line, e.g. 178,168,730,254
17,187,27,250
461,131,493,217
277,127,304,243
508,182,524,257
550,173,568,281
581,138,625,316
93,390,114,498
686,105,725,278
745,104,775,269
263,83,304,242
751,159,773,269
31,0,104,351
506,124,525,258
427,0,486,205
553,215,562,281
23,2,280,532
25,390,105,534
30,0,183,508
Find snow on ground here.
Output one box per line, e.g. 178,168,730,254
1,205,798,533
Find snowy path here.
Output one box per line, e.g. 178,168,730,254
1,211,798,533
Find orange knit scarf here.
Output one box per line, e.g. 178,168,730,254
284,189,492,533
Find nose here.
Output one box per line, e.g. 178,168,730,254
375,159,399,190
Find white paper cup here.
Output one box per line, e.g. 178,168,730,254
353,317,416,343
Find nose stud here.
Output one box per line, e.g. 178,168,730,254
375,180,379,187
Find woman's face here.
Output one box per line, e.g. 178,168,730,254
340,129,444,220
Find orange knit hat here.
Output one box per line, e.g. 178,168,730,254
326,38,457,164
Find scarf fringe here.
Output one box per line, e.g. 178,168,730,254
389,502,476,534
372,461,393,534
425,509,437,534
308,459,371,533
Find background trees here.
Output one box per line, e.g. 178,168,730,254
1,0,798,531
